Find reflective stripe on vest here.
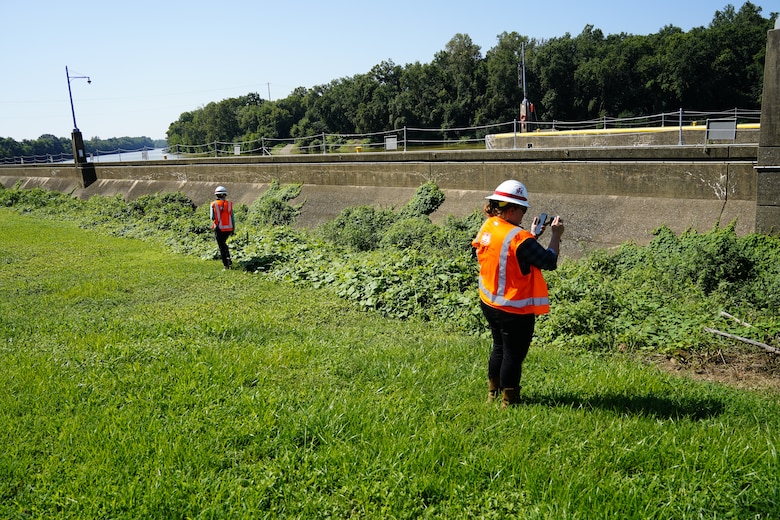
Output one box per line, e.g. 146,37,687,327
474,217,550,315
478,278,550,310
211,200,234,232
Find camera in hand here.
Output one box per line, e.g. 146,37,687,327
534,213,553,236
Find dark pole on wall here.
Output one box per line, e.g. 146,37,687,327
66,66,91,166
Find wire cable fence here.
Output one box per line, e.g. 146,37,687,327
1,108,763,165
163,107,764,156
537,108,761,131
1,146,164,165
483,108,762,149
165,107,762,157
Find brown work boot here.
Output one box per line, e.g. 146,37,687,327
487,378,500,403
501,387,521,409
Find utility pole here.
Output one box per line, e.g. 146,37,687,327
519,42,529,133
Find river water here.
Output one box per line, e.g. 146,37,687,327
90,148,179,162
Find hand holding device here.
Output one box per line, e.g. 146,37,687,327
533,213,551,236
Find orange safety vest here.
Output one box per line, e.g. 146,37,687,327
210,199,234,232
472,216,550,315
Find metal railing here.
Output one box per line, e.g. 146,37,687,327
1,146,161,165
1,108,762,164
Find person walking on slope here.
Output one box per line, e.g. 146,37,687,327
472,180,564,408
210,185,234,269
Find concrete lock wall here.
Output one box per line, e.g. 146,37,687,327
0,144,762,259
757,25,780,234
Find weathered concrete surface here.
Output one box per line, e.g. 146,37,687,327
0,144,761,258
756,27,780,234
759,28,780,164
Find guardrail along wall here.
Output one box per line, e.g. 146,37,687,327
0,145,762,258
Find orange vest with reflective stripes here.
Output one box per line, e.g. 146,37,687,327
472,216,550,315
210,199,234,232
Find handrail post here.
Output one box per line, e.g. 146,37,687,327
678,108,683,146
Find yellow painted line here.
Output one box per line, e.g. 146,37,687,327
491,123,760,138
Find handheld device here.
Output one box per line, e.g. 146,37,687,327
534,213,548,236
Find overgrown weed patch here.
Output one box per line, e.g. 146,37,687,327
2,184,778,361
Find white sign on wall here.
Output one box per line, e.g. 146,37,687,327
385,136,398,151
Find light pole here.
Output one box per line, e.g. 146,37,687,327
519,42,529,134
66,66,91,164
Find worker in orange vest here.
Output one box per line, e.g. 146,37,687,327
210,186,235,269
472,180,564,408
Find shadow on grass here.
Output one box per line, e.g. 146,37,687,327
525,391,725,420
237,254,279,272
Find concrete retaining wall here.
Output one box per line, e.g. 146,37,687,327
0,144,762,259
757,27,780,235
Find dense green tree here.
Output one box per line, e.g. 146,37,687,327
156,1,777,147
360,60,402,132
481,32,532,125
167,110,206,148
1,134,153,161
598,33,655,117
634,27,679,114
654,26,700,107
706,2,772,107
0,138,24,159
533,32,577,122
87,136,155,153
389,61,443,129
273,88,307,137
200,99,242,144
433,33,485,131
29,134,68,156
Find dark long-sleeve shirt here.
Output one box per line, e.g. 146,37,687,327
516,236,558,275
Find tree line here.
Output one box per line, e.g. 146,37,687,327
0,135,161,161
165,2,775,149
1,2,775,160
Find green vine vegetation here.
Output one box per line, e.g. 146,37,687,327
2,181,778,355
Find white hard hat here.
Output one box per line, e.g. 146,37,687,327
486,180,530,208
214,186,227,196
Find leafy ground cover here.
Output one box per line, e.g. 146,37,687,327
1,182,778,390
1,212,779,518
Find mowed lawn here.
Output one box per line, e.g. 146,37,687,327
0,211,778,519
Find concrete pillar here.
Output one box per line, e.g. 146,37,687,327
756,21,780,235
70,130,96,188
71,130,88,165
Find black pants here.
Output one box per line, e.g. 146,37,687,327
481,301,535,389
215,230,232,267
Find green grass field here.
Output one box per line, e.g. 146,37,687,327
1,212,778,518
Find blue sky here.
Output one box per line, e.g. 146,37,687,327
1,0,775,141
